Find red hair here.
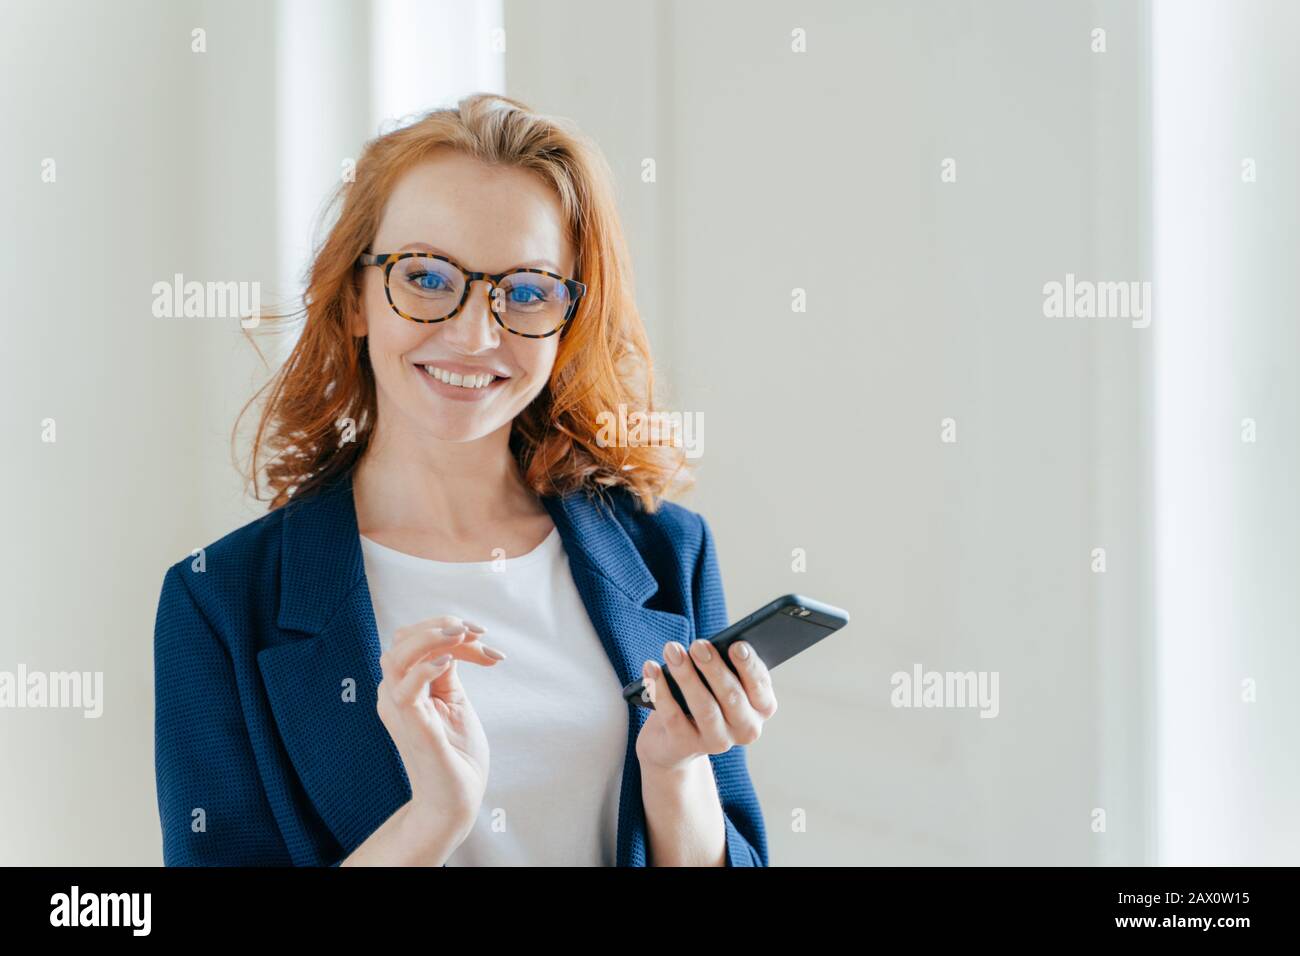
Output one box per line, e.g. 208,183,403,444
236,93,691,513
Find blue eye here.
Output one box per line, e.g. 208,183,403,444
409,271,448,292
508,284,547,304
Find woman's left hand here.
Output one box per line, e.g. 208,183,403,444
635,639,778,773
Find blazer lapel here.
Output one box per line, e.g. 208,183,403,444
257,474,409,860
258,470,692,866
542,487,694,686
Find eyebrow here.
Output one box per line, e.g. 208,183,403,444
396,242,563,273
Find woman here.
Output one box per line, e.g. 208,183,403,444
153,93,774,867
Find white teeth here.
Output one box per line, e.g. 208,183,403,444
422,365,498,389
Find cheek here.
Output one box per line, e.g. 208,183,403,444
364,291,422,360
514,344,558,397
523,341,558,380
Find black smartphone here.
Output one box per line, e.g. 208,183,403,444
621,593,850,717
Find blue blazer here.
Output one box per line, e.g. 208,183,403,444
153,469,769,866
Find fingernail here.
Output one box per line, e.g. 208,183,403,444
735,641,751,660
440,626,466,636
482,645,506,661
665,642,684,664
691,639,713,662
432,653,452,666
463,620,486,634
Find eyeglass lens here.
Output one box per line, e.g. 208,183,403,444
388,256,573,335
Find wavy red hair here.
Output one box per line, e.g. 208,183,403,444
236,93,691,514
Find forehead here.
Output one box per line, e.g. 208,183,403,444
374,151,575,275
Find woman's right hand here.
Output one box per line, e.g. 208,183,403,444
376,615,504,848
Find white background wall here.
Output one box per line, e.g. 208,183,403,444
0,0,1294,866
2,0,281,865
507,0,1157,865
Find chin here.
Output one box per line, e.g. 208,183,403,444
424,401,520,441
414,413,507,444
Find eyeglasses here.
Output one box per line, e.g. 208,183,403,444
357,251,586,339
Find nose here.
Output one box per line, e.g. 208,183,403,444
442,279,502,352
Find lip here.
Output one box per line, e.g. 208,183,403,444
414,362,509,403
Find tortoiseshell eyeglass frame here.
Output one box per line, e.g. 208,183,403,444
357,251,586,339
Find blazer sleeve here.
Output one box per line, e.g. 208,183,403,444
154,563,293,866
693,514,771,867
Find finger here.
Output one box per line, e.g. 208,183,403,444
689,638,762,743
455,635,508,667
427,654,474,707
390,617,494,667
662,640,727,747
381,633,505,692
642,659,697,743
385,626,468,678
393,616,488,645
727,640,778,720
397,652,455,707
392,615,466,647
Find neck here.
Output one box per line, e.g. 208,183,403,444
352,415,540,539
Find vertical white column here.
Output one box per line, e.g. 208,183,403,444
369,0,506,130
275,0,371,354
1152,0,1300,864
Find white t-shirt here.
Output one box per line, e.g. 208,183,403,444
359,524,629,866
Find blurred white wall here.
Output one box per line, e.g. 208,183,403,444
1,0,281,865
507,0,1158,865
0,0,1293,866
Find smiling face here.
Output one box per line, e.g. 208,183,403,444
353,149,576,446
